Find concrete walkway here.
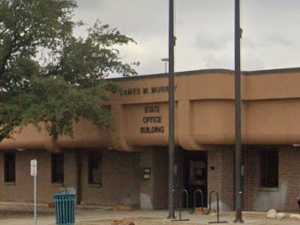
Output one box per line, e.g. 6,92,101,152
0,209,299,225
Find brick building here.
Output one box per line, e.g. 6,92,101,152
0,68,300,211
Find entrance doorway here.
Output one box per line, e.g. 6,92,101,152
178,150,208,208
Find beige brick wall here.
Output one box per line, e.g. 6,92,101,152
279,148,300,211
80,150,140,207
1,147,300,211
207,147,300,212
139,149,168,209
152,149,168,209
208,147,300,212
0,150,77,203
243,149,257,211
244,148,300,211
0,150,141,208
207,149,234,211
139,150,154,209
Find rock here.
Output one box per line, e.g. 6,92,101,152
266,209,277,219
276,212,288,220
290,214,300,220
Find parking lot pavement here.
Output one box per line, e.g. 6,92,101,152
1,209,300,225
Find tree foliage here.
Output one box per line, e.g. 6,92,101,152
0,0,137,141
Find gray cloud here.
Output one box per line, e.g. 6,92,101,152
194,33,232,51
265,34,293,48
74,0,300,75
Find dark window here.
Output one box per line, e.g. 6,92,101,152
260,150,278,188
51,154,64,184
4,152,16,183
88,152,102,185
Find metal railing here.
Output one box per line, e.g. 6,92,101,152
208,191,227,224
171,188,190,221
192,189,205,214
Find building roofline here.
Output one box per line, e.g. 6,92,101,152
243,67,300,75
109,67,300,81
110,69,232,81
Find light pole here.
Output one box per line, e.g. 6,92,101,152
167,0,176,219
234,0,243,223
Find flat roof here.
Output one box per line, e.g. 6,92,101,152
111,67,300,81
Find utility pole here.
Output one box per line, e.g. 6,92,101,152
234,0,243,223
167,0,176,219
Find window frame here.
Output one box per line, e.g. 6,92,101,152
51,153,64,184
88,152,103,186
259,150,279,188
4,152,16,184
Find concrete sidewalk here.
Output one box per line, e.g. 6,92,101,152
0,209,300,225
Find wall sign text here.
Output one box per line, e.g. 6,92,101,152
140,105,164,134
120,85,176,96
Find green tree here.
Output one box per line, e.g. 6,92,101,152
0,0,137,141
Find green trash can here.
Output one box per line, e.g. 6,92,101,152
54,192,76,225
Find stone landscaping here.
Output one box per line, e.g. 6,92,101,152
267,209,300,220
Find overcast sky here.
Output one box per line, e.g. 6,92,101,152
74,0,300,75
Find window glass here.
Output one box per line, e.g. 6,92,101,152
51,154,64,184
4,152,16,183
260,150,278,188
88,152,102,185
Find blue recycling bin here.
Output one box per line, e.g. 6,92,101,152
54,192,76,225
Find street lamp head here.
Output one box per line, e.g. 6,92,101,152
161,58,169,74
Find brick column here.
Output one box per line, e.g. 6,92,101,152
207,148,234,211
139,149,168,209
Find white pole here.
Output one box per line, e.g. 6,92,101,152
34,174,37,225
31,159,38,225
